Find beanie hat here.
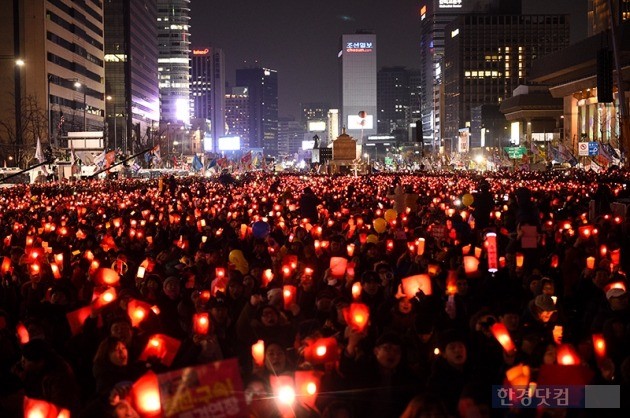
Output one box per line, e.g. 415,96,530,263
534,294,556,312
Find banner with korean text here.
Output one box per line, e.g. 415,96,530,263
158,358,246,418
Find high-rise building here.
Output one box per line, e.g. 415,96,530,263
0,0,105,160
225,87,250,150
409,69,423,142
300,102,329,129
104,0,159,154
377,67,410,139
327,109,340,146
443,13,570,150
157,0,191,124
339,32,377,145
235,67,278,156
278,117,304,157
191,46,225,153
419,0,521,150
588,0,630,36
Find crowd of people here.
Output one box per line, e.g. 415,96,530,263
0,168,629,418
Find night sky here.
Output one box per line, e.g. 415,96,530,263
190,0,587,119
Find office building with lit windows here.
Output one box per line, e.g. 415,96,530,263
442,13,569,151
104,0,159,153
419,0,521,151
225,87,250,150
588,0,630,36
191,46,225,153
377,66,411,140
339,32,377,145
157,0,191,124
0,0,105,156
235,67,278,155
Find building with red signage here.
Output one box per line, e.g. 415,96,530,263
191,46,225,153
339,32,377,146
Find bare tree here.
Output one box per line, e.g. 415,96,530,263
0,93,48,167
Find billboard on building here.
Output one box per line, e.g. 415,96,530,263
308,121,326,132
458,128,470,153
218,136,241,151
347,115,374,130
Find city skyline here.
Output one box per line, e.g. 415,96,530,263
190,0,587,119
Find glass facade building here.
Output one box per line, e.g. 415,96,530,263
104,0,159,153
443,13,570,150
157,0,190,124
191,47,225,153
235,67,278,156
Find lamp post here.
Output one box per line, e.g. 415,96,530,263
73,81,86,131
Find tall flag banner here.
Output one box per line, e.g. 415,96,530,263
240,151,252,167
105,150,116,169
192,154,203,171
70,140,80,174
35,137,48,174
94,150,107,168
152,144,161,163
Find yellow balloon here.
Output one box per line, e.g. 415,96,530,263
373,218,388,234
366,234,379,244
462,193,474,207
229,250,249,275
384,209,398,222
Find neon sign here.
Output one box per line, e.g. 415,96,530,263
192,48,210,55
345,42,373,53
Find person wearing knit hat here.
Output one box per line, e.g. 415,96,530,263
533,294,557,323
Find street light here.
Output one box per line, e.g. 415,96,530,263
74,81,86,131
1,56,24,163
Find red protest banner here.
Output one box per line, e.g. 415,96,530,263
158,358,246,418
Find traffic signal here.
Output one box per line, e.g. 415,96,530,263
597,48,613,103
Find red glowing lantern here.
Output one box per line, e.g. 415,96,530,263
91,287,117,310
505,364,531,387
1,257,11,274
401,274,432,297
592,334,606,360
193,313,210,335
486,233,498,272
344,303,370,332
211,276,228,297
16,322,29,345
252,339,265,367
295,370,323,409
463,256,480,276
416,237,425,256
304,337,338,364
346,262,356,279
329,257,348,277
610,249,621,265
586,256,595,270
351,281,362,300
130,371,161,418
347,243,355,257
262,269,274,287
386,239,394,252
23,396,68,418
490,323,516,354
270,374,296,410
127,299,153,328
515,253,524,268
139,334,180,366
556,344,580,366
283,285,296,310
550,254,559,268
215,267,226,280
94,267,120,286
50,263,61,279
66,305,100,336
